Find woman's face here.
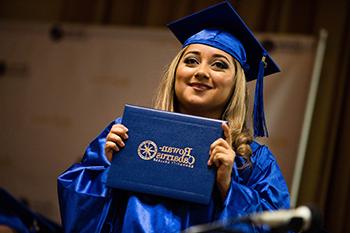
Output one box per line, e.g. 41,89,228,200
175,44,236,119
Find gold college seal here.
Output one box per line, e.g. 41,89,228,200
137,140,158,160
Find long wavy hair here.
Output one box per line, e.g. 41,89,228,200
153,46,253,164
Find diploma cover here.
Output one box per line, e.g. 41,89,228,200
106,104,224,204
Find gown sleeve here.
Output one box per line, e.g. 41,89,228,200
57,118,122,233
217,142,290,232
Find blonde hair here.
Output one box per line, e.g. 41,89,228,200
153,47,253,164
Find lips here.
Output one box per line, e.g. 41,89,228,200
189,82,212,91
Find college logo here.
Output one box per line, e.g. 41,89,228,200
137,140,158,160
137,140,196,168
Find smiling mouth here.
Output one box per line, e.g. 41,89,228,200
189,83,212,91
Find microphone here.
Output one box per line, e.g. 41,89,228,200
182,205,322,233
249,205,322,232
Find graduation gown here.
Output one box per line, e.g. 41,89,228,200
0,188,63,233
57,118,290,233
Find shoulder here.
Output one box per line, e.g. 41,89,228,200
235,140,281,181
250,140,278,168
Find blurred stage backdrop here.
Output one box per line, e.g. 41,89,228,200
0,22,318,222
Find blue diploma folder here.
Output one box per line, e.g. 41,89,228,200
106,104,224,204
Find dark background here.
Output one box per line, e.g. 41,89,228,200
1,0,349,232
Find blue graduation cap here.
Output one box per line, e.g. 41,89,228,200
0,188,62,233
167,1,280,137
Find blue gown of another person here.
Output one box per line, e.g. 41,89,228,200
57,118,290,233
0,188,63,233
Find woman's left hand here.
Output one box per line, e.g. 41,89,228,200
208,123,235,200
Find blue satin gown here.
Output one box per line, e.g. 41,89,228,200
57,118,290,233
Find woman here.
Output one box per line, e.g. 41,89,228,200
58,2,290,233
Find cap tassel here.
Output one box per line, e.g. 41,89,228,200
253,55,268,137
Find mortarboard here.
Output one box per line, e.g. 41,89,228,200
0,188,63,233
167,0,281,137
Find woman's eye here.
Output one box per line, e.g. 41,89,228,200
184,57,198,65
213,61,228,69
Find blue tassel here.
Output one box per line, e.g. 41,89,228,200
253,55,268,137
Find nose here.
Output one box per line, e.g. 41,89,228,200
194,63,210,80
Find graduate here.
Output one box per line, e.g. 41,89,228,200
57,1,290,232
0,188,62,233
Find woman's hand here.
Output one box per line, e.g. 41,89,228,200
208,123,235,200
105,124,129,162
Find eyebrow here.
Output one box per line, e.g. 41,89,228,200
184,50,232,64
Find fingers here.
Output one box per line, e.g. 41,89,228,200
208,139,226,166
110,124,129,140
222,122,232,146
208,128,235,167
209,123,231,151
105,141,118,162
209,151,227,168
208,144,234,167
207,123,234,200
106,131,126,148
105,141,119,152
210,138,230,151
105,124,128,162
